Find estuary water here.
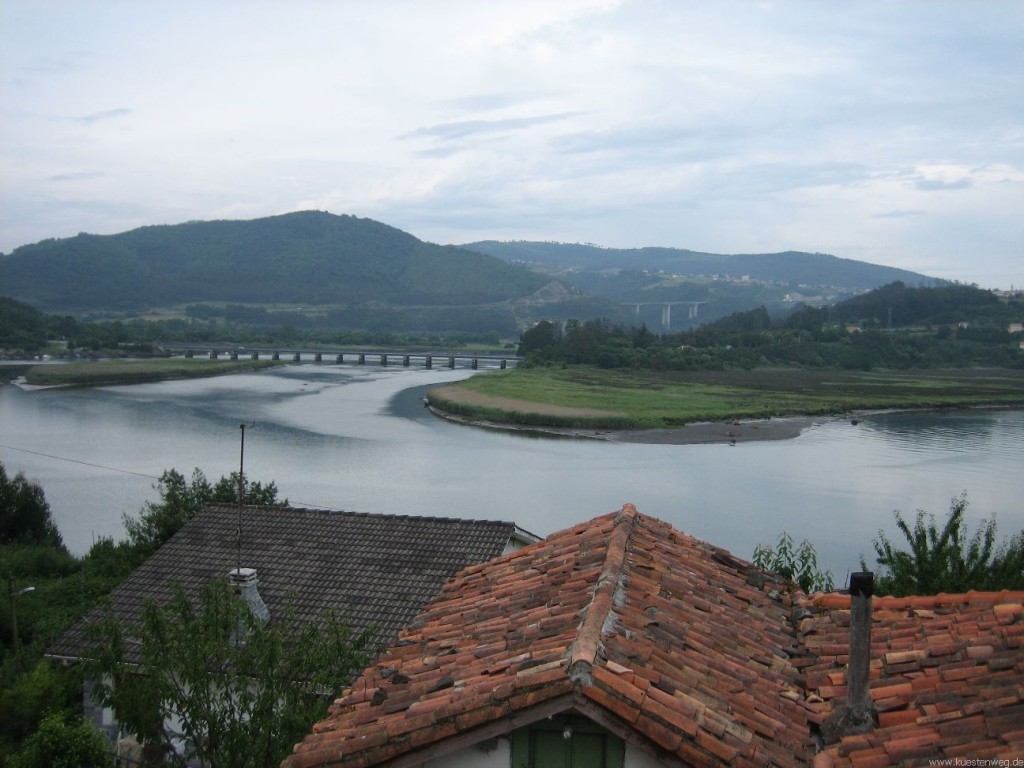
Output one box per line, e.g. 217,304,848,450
1,363,1021,580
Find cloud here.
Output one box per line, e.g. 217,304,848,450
914,177,973,192
46,171,106,183
401,112,583,143
873,210,926,219
74,108,133,125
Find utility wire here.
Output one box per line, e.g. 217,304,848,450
0,443,160,479
0,441,340,511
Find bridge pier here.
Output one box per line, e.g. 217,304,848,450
500,359,507,369
425,355,432,369
229,351,238,360
380,354,388,366
250,351,259,360
185,350,194,359
403,355,410,367
292,352,301,362
471,358,478,369
336,354,344,364
314,353,322,363
448,357,455,369
209,351,218,360
358,354,366,365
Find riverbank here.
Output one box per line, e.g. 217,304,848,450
426,400,823,444
425,365,1024,442
20,358,283,387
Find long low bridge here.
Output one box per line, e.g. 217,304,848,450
170,346,518,370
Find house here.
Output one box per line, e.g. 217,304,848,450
47,504,538,744
285,504,1024,768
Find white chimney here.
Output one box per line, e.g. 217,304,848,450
228,567,270,644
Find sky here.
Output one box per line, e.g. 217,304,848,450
1,1,1022,289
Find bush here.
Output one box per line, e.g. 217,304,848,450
753,532,835,593
8,711,111,768
864,493,1024,596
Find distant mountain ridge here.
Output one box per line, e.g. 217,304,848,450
462,241,942,291
0,212,549,312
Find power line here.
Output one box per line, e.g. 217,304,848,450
0,441,341,511
0,443,160,479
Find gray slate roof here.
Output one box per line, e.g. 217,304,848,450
49,504,534,660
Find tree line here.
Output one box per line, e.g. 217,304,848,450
518,283,1024,371
0,295,512,360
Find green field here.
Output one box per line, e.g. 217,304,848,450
427,366,1024,429
23,358,283,387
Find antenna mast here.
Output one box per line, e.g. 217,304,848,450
237,423,246,576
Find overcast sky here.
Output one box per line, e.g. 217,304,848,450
2,1,1022,289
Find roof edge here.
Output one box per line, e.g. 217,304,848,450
566,504,639,683
807,588,1024,610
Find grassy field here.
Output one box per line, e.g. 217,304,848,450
23,358,283,387
427,366,1024,429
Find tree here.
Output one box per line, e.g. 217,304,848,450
0,464,65,551
123,469,286,558
85,579,375,768
864,493,1024,596
753,532,835,593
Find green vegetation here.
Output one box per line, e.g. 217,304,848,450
0,295,518,360
22,359,281,387
863,494,1024,596
124,469,285,563
0,211,546,315
85,580,375,768
518,284,1023,373
428,282,1024,430
7,711,111,768
429,366,1024,429
468,241,944,328
753,533,835,593
0,463,286,765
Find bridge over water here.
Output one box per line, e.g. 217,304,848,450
165,345,518,370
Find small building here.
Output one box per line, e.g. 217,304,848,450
285,504,1024,768
48,504,537,747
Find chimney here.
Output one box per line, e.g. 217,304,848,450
228,567,270,644
822,572,877,743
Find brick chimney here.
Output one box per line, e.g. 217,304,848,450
822,572,877,744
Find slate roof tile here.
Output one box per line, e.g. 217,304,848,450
49,504,529,661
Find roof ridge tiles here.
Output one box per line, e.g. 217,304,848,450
807,590,1024,611
204,502,524,529
566,503,639,684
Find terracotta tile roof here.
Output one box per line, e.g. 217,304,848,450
803,590,1024,766
285,504,821,768
49,504,531,661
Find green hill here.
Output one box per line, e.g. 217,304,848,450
0,212,550,312
462,241,942,291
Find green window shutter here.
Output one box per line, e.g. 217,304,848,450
511,715,624,768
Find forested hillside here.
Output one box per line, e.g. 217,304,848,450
464,241,941,291
0,212,549,312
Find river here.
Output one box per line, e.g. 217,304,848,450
1,363,1021,581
